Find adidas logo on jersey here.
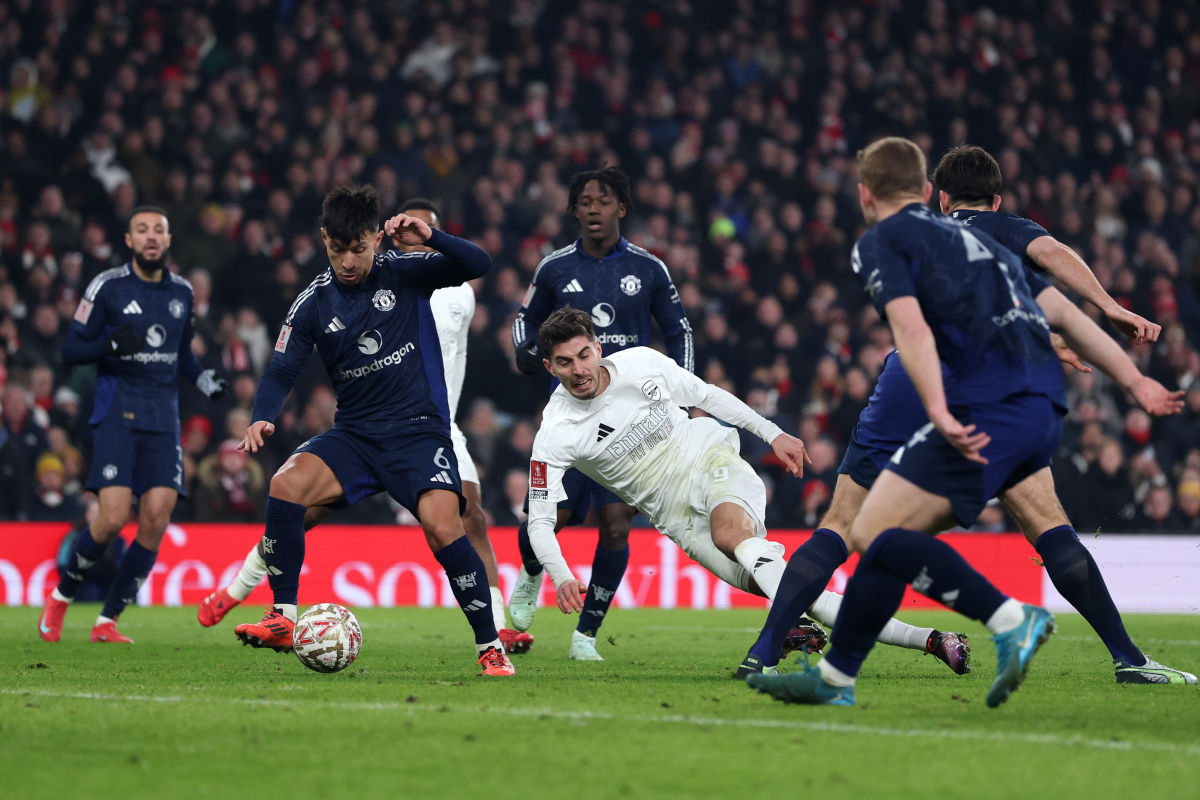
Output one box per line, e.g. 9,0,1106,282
430,470,454,484
122,300,143,314
562,279,583,293
325,317,346,333
596,423,614,442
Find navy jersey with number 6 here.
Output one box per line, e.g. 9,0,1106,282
852,203,1066,411
511,238,694,371
252,229,490,433
69,265,202,432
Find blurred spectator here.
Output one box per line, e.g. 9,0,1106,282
193,439,267,523
29,452,83,522
3,383,48,469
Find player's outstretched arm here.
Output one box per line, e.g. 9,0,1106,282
384,213,492,290
1036,287,1184,417
1027,235,1160,344
238,420,276,454
885,296,991,464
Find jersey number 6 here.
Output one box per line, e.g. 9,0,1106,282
434,447,452,470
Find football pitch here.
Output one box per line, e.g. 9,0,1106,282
3,607,1198,799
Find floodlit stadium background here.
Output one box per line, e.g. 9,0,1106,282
2,1,1200,605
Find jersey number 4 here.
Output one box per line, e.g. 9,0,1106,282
960,229,992,261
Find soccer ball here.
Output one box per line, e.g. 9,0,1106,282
293,603,362,673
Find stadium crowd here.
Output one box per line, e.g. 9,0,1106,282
3,0,1200,532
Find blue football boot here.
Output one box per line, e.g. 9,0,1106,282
745,662,856,706
987,604,1056,708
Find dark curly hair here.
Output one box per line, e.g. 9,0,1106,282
566,166,634,212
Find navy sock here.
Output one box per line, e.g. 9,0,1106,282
870,528,1008,624
262,496,307,607
577,544,629,637
517,520,543,576
824,557,909,679
747,528,848,666
435,535,499,645
1036,525,1143,665
57,526,106,599
101,541,157,619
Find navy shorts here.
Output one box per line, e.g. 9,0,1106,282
85,420,185,497
296,419,464,519
523,467,626,525
838,423,904,490
883,393,1063,527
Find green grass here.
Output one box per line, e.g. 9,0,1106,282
2,606,1199,800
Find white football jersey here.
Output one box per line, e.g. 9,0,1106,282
429,283,475,419
527,346,783,585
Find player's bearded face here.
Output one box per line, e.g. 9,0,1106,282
127,212,171,273
324,229,384,286
548,337,603,399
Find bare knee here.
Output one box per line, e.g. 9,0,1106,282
461,497,487,538
269,468,306,504
709,503,756,558
597,509,632,550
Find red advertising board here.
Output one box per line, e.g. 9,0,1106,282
0,523,1045,610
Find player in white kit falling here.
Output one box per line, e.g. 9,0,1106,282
527,308,971,673
198,200,533,654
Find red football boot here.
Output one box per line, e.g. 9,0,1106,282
478,646,516,676
499,628,534,654
198,588,240,627
234,608,295,653
38,595,69,642
91,620,134,644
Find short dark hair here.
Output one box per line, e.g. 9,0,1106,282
538,307,595,357
128,205,169,230
932,145,1003,205
321,185,380,246
398,197,443,228
857,137,927,201
566,166,634,212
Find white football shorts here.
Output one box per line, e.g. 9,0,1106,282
450,421,479,486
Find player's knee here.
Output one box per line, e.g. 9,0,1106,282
269,469,305,504
424,522,462,551
846,520,878,554
462,497,487,533
597,522,630,550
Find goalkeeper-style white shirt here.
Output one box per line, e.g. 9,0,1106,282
527,346,783,586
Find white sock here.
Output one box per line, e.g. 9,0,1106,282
879,620,935,651
273,603,297,623
95,615,114,626
476,638,503,656
489,586,507,632
817,657,856,687
986,598,1025,635
51,587,71,604
809,591,933,651
733,538,786,601
227,543,267,601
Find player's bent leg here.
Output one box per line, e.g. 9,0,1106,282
511,508,574,633
1000,469,1194,684
90,487,178,644
709,502,786,601
462,481,532,654
235,453,344,652
420,489,514,675
201,506,334,628
40,487,134,642
845,472,1050,706
741,475,863,673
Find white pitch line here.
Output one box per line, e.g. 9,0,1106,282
4,688,1198,757
1056,636,1200,647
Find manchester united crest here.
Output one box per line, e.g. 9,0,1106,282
372,289,396,311
169,298,185,318
620,275,642,296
